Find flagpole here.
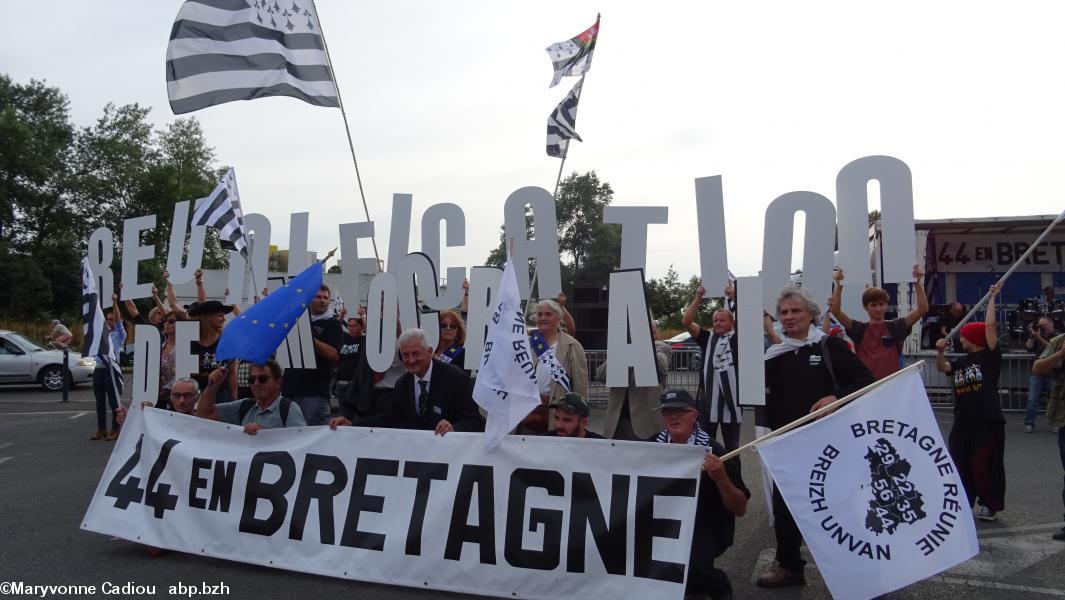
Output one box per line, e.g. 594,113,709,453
717,360,926,462
311,0,382,270
944,208,1065,340
551,75,586,199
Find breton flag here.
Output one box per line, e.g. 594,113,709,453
191,168,249,258
472,255,540,451
80,258,109,360
546,15,600,88
546,78,583,158
166,0,340,115
757,367,978,599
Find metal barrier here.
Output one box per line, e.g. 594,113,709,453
582,348,1044,412
906,351,1039,411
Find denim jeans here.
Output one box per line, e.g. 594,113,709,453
1025,373,1055,427
92,368,119,431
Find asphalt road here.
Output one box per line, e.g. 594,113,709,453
0,385,1063,600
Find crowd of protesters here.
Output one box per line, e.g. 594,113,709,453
63,260,1065,599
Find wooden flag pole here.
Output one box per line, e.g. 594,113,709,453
717,360,926,461
312,0,382,270
944,208,1065,341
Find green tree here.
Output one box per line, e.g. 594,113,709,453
0,75,74,248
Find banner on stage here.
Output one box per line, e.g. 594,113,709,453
932,232,1065,272
82,409,702,599
756,369,978,599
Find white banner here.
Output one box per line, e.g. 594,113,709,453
932,232,1065,272
756,369,978,599
83,409,702,599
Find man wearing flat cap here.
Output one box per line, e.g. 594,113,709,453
649,388,749,600
547,392,604,438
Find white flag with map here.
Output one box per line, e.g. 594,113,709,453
757,368,979,599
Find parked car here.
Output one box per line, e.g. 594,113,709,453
0,330,96,391
665,332,703,371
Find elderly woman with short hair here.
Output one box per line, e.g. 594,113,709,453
521,299,588,433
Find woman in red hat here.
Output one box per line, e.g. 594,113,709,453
935,283,1006,522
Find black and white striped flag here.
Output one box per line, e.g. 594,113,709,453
192,168,249,258
81,258,109,360
546,78,583,158
166,0,340,115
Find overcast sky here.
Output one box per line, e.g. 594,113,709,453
4,1,1065,281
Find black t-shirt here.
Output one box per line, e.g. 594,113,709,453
948,345,1005,424
764,337,874,430
939,313,962,336
336,334,364,380
190,339,220,390
281,316,343,398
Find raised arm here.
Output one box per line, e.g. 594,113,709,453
935,338,952,374
194,269,207,304
763,313,782,345
682,286,705,338
164,272,190,320
557,292,576,336
902,265,929,328
196,367,226,421
985,283,1000,351
829,269,854,329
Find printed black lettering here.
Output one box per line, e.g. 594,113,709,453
340,458,398,551
634,476,696,584
444,465,497,564
402,461,449,556
208,460,237,512
567,473,628,575
290,454,349,544
504,468,564,571
240,451,296,537
189,457,211,510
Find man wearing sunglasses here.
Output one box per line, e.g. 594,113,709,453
198,360,306,434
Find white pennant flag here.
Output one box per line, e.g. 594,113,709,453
472,255,540,451
757,367,978,599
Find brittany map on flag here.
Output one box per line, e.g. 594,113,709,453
545,15,599,88
756,368,978,599
166,0,340,114
191,168,249,258
546,78,583,158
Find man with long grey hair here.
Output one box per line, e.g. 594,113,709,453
757,285,873,588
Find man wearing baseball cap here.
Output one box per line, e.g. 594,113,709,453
650,388,748,600
547,393,604,439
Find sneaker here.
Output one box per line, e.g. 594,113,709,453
976,505,998,522
756,564,806,588
1053,528,1065,541
90,430,106,440
1024,424,1035,433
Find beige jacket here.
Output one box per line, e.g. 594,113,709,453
532,331,589,402
599,340,672,440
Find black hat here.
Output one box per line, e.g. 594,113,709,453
549,392,590,417
188,300,233,317
657,388,697,411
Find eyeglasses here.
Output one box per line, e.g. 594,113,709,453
440,323,458,330
171,391,197,399
250,375,273,384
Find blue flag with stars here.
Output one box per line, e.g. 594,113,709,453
215,261,323,364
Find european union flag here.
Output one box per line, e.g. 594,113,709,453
215,261,323,364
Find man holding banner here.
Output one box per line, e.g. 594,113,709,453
759,285,874,587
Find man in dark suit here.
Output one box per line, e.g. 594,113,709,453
329,328,482,435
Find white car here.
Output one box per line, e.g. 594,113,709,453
0,330,96,391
